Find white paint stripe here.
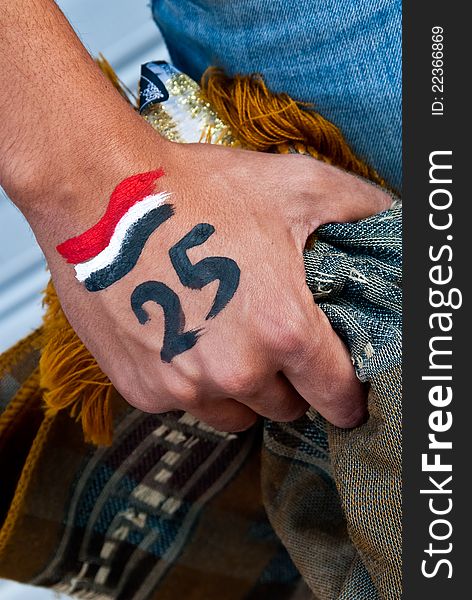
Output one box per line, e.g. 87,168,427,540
74,192,171,282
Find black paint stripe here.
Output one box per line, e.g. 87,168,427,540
131,280,202,363
84,204,174,292
169,223,240,319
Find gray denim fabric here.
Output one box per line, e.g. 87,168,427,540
262,201,402,598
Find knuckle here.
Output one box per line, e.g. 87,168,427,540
274,402,309,423
223,417,258,433
114,374,171,414
116,383,159,413
118,387,155,413
169,379,202,410
208,412,258,433
274,319,306,356
333,407,368,429
113,377,139,406
378,188,394,211
216,367,261,398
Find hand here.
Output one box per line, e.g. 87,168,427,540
0,0,390,431
36,140,390,432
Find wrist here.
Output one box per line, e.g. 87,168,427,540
9,113,171,250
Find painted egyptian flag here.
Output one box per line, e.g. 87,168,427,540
56,170,173,292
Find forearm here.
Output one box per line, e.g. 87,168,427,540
0,0,166,227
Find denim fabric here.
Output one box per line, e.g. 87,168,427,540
151,0,402,191
264,201,402,598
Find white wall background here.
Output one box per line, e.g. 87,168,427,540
0,1,168,597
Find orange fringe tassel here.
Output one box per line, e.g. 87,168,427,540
201,68,387,189
40,280,114,445
38,65,388,446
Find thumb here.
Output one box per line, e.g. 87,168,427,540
302,161,394,233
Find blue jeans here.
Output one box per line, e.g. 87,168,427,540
151,0,402,191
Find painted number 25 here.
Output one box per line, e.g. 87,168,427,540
131,223,240,362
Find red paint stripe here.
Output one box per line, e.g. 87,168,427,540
56,170,164,264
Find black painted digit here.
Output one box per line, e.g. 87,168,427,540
131,281,202,363
169,223,240,319
131,223,240,362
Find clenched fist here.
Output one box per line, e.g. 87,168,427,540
27,140,390,431
0,0,391,431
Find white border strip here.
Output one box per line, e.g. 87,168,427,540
74,192,171,282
